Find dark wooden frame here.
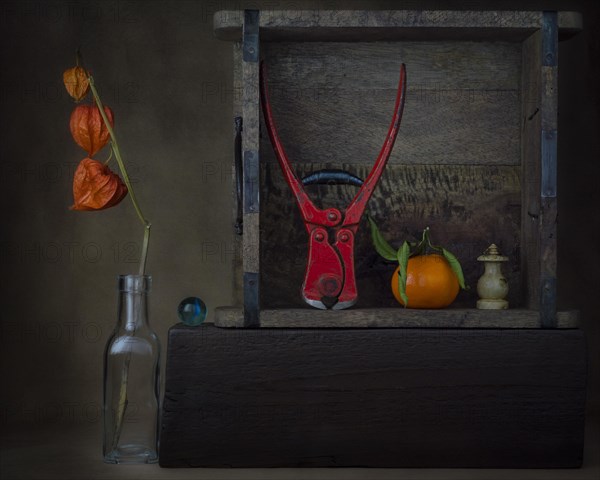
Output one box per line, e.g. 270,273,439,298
218,10,581,328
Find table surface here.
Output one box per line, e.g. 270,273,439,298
2,413,599,480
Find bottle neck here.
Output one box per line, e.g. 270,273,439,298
117,275,151,332
118,291,149,332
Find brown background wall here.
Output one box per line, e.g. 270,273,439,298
1,0,598,476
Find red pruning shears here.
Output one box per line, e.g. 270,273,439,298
260,63,407,310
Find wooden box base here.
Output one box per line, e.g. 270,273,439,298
159,325,586,468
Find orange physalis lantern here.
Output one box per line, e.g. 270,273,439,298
71,158,128,211
70,104,114,157
63,66,90,102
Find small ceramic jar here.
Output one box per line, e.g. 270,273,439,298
476,244,509,309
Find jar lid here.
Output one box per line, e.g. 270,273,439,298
477,243,508,262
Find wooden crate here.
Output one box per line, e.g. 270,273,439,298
213,10,582,328
159,13,587,466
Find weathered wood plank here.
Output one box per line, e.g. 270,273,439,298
231,42,243,305
260,42,520,166
540,194,558,324
160,325,586,467
539,12,558,327
260,163,521,309
262,88,520,166
263,41,521,91
214,306,580,328
214,10,582,41
242,212,259,272
521,30,542,311
241,59,260,218
521,20,559,324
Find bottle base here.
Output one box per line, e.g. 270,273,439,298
104,444,158,464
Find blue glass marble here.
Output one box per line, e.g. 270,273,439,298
177,297,207,326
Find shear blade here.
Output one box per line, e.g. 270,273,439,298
303,298,328,310
332,299,356,310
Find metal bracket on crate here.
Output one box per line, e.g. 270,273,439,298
243,10,259,62
540,10,558,328
242,9,260,327
234,116,243,235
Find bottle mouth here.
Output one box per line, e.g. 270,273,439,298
118,274,152,293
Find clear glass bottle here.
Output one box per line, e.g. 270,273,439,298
103,275,160,464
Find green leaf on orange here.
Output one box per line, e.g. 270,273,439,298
396,240,410,307
368,215,397,261
441,247,468,290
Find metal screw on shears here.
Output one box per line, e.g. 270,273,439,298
327,211,338,223
314,232,325,242
319,274,341,297
339,232,350,242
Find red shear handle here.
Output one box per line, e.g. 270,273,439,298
344,64,407,226
260,62,341,228
259,62,303,201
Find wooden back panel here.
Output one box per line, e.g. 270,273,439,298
259,41,522,308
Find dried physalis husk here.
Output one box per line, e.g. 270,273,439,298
69,104,114,157
71,158,128,211
63,66,90,102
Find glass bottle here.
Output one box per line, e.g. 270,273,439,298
103,275,160,464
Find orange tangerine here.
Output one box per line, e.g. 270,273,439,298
391,254,459,308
